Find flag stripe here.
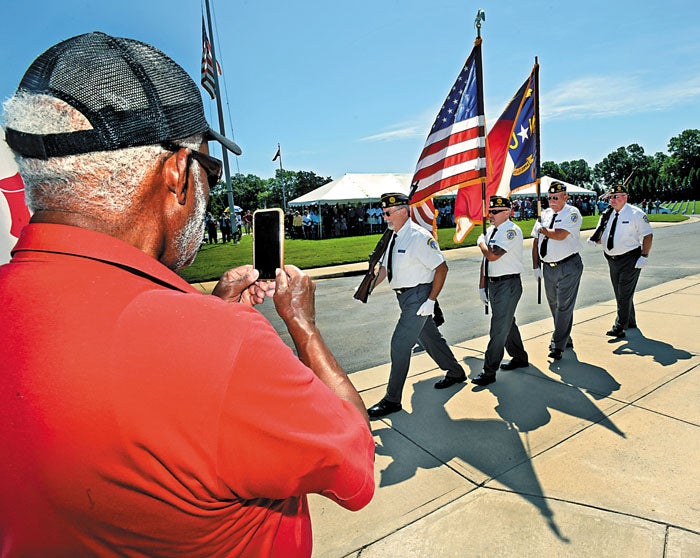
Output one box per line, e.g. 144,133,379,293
201,18,217,100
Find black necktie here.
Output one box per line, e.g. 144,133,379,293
387,233,397,282
483,227,498,281
539,213,557,259
607,212,619,250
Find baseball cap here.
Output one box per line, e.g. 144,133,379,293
5,32,241,160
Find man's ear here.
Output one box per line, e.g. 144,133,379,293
160,148,190,205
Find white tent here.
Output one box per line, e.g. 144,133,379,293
288,173,595,207
511,176,596,197
288,173,412,206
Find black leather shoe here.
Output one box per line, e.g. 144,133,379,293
434,375,467,389
471,372,496,386
548,348,563,360
367,399,402,419
566,339,574,348
606,328,625,338
500,359,529,371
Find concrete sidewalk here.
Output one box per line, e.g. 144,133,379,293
309,274,700,557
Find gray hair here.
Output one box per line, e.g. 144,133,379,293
2,92,201,214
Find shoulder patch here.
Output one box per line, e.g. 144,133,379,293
570,213,579,223
643,214,649,223
506,229,516,240
427,238,440,251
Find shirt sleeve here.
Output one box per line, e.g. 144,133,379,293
634,209,653,238
556,207,582,236
216,309,375,511
414,232,445,271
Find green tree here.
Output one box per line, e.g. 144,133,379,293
559,159,593,187
541,161,563,179
229,173,270,211
667,129,700,178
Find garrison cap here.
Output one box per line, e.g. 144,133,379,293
548,181,567,194
489,195,511,210
380,193,409,208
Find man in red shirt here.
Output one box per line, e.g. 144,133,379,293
0,32,374,557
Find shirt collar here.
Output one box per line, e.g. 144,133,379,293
11,223,199,294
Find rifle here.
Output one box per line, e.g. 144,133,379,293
353,229,394,303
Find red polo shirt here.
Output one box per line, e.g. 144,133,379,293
0,223,374,557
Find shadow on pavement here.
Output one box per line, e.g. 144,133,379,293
373,377,569,541
612,328,694,366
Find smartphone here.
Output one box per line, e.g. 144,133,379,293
253,208,284,280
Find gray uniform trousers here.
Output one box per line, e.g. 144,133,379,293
386,283,464,403
605,248,641,329
484,276,528,374
542,253,583,351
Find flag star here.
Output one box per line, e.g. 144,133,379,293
517,124,529,142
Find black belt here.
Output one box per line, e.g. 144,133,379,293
542,253,577,267
488,273,519,283
394,283,429,295
605,247,641,261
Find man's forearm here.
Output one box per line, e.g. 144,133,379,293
287,319,370,426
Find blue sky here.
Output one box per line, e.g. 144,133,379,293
1,0,699,181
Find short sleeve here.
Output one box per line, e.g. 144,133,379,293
216,310,375,511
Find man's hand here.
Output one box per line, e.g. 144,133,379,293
273,265,316,327
532,267,542,281
477,233,485,246
416,299,435,316
587,238,599,247
212,265,273,306
532,221,542,235
635,256,648,269
478,288,488,305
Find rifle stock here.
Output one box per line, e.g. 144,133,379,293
353,229,394,303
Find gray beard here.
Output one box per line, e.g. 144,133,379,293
172,163,207,270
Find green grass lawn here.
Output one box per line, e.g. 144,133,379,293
178,213,688,283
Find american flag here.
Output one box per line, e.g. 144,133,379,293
410,39,486,210
201,18,219,100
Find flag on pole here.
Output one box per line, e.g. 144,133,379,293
201,17,220,100
409,39,486,234
272,144,281,162
0,129,30,264
453,66,538,242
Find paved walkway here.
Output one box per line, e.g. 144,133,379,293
309,273,700,557
190,225,699,557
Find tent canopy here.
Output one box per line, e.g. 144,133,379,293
289,173,412,206
511,177,596,197
289,173,595,206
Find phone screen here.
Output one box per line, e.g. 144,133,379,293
253,209,284,280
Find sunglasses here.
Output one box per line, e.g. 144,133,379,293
383,209,403,217
488,209,508,214
548,195,562,200
162,142,223,189
609,194,627,200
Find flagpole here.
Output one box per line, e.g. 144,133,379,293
533,56,542,305
474,10,489,315
204,0,236,233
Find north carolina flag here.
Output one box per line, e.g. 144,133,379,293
0,128,30,264
453,65,539,242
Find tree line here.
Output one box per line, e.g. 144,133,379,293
208,128,700,215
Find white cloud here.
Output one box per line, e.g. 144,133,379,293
358,124,423,143
542,74,700,121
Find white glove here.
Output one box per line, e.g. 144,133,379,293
587,238,599,248
635,256,648,269
477,233,486,246
478,288,489,305
532,268,542,281
532,221,542,235
416,299,436,316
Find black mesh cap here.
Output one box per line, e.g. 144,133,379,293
5,31,242,160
